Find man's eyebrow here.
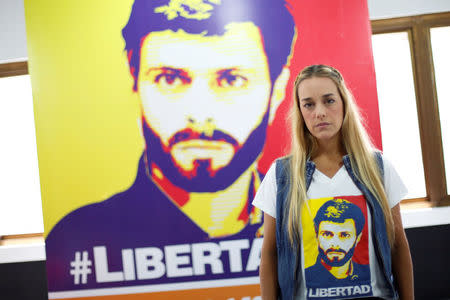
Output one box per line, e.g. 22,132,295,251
145,66,185,75
216,68,239,75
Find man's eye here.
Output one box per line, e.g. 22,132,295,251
154,73,190,88
321,231,333,238
217,73,247,88
340,232,350,238
155,74,179,86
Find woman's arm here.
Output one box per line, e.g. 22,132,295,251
391,204,414,300
260,213,279,300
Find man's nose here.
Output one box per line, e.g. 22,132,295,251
186,116,216,137
329,236,340,247
184,79,217,135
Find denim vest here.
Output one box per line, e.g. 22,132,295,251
275,154,398,300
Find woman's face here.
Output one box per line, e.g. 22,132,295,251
297,77,344,144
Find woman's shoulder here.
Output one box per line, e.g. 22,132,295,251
273,155,292,174
274,155,292,163
372,151,396,171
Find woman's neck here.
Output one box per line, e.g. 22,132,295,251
312,136,346,178
314,135,346,160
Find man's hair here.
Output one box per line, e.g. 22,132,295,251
313,199,365,236
122,0,296,91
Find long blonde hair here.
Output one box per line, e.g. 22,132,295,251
286,64,395,247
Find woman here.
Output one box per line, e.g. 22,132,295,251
253,65,413,300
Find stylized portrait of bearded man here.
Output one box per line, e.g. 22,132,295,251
46,0,296,291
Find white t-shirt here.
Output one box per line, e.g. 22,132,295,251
252,156,407,300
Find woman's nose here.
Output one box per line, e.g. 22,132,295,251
315,104,326,118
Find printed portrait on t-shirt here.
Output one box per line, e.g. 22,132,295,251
302,196,372,299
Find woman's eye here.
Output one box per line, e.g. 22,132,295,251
303,103,313,108
327,99,335,104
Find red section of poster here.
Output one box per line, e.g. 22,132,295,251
260,0,380,172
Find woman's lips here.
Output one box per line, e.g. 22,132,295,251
316,122,331,128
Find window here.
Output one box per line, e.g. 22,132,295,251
430,26,450,193
0,61,44,237
371,12,450,206
372,32,426,199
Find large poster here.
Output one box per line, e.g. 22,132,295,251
25,0,381,299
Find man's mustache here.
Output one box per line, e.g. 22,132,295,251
325,248,347,255
168,128,239,148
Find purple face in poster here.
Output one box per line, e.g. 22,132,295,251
122,0,295,195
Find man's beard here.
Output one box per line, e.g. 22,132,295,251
142,109,269,193
318,242,358,267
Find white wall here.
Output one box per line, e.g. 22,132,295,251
368,0,450,20
1,0,450,62
0,0,27,62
